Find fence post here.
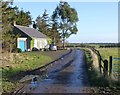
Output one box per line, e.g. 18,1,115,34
97,51,102,74
109,56,112,77
99,57,102,74
103,60,108,78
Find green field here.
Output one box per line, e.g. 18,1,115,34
97,48,120,59
97,48,120,79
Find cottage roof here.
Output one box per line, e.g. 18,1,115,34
14,25,47,38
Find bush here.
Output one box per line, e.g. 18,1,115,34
12,48,22,53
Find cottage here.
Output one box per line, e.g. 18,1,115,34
12,24,49,51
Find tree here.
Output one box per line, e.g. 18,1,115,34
51,12,61,45
36,9,62,46
2,1,32,52
53,1,79,49
50,20,61,45
2,1,16,52
36,10,50,36
15,9,32,26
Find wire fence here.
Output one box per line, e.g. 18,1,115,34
111,57,120,80
88,46,120,81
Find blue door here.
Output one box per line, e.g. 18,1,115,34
19,40,25,51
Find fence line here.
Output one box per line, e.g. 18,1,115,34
85,46,110,79
87,46,119,81
109,56,120,80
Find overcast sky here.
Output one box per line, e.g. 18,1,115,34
13,1,118,43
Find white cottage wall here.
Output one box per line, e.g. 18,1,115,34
33,38,48,50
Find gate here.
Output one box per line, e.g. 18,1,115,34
109,56,120,80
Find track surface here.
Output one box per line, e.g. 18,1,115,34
29,49,91,93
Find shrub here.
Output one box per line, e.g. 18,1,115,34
12,48,22,53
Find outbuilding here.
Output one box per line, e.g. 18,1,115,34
12,24,49,51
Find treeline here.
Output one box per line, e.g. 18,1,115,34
99,43,120,48
2,0,79,52
66,43,87,47
66,43,120,48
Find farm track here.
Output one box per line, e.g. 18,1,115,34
11,49,98,94
10,49,74,94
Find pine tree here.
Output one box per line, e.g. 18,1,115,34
36,10,50,36
15,9,32,26
51,13,61,46
2,1,16,52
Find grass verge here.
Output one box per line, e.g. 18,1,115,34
84,49,109,87
84,49,120,94
2,51,52,93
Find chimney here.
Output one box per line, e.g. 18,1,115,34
33,21,37,29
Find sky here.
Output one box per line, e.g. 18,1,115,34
13,1,118,43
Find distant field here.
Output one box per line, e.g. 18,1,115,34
97,48,120,59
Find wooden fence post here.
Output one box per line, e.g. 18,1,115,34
97,51,102,74
99,57,102,74
109,56,112,77
103,60,108,78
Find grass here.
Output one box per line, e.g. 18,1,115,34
2,50,69,93
97,48,120,59
84,49,109,87
97,48,120,80
2,51,52,93
84,48,120,94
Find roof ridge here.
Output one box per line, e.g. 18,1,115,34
15,24,33,29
